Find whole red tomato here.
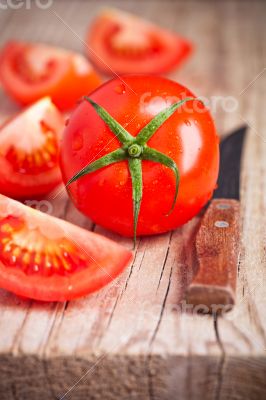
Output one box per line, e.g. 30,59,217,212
60,75,219,239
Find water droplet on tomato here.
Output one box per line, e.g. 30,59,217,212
184,120,191,126
65,118,70,127
115,83,126,95
72,134,84,151
47,161,55,169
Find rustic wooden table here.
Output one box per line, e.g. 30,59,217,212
0,1,265,399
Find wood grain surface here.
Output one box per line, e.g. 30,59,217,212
0,1,266,399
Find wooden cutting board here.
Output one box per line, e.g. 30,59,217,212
0,1,266,399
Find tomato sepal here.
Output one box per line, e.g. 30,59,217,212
128,158,142,247
142,147,180,216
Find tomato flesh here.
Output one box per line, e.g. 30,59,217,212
5,120,58,175
60,75,219,237
0,195,132,301
0,97,64,198
0,215,88,277
0,41,102,110
87,9,193,74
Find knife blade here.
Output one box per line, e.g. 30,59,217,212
186,125,247,313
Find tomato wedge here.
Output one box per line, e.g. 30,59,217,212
86,8,193,74
0,41,102,110
0,195,132,301
0,97,64,198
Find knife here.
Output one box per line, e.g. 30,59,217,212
186,125,247,313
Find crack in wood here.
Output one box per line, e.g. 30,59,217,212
214,316,225,400
11,382,19,400
147,265,173,400
156,233,172,292
97,295,120,347
246,296,266,349
43,303,67,356
12,301,33,355
137,241,147,272
121,239,142,297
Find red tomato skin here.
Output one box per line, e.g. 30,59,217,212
0,41,102,110
0,162,62,199
60,76,219,237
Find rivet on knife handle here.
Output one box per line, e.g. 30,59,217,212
186,199,240,313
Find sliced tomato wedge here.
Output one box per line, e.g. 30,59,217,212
0,195,132,301
0,41,102,110
86,8,193,74
0,97,64,198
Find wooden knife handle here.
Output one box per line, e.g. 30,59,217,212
186,199,240,312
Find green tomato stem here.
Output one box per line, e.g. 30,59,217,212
136,97,194,145
84,97,134,146
128,143,143,158
66,148,127,186
142,147,180,215
128,158,143,247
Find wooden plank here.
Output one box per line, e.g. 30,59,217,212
214,2,266,399
0,1,265,399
